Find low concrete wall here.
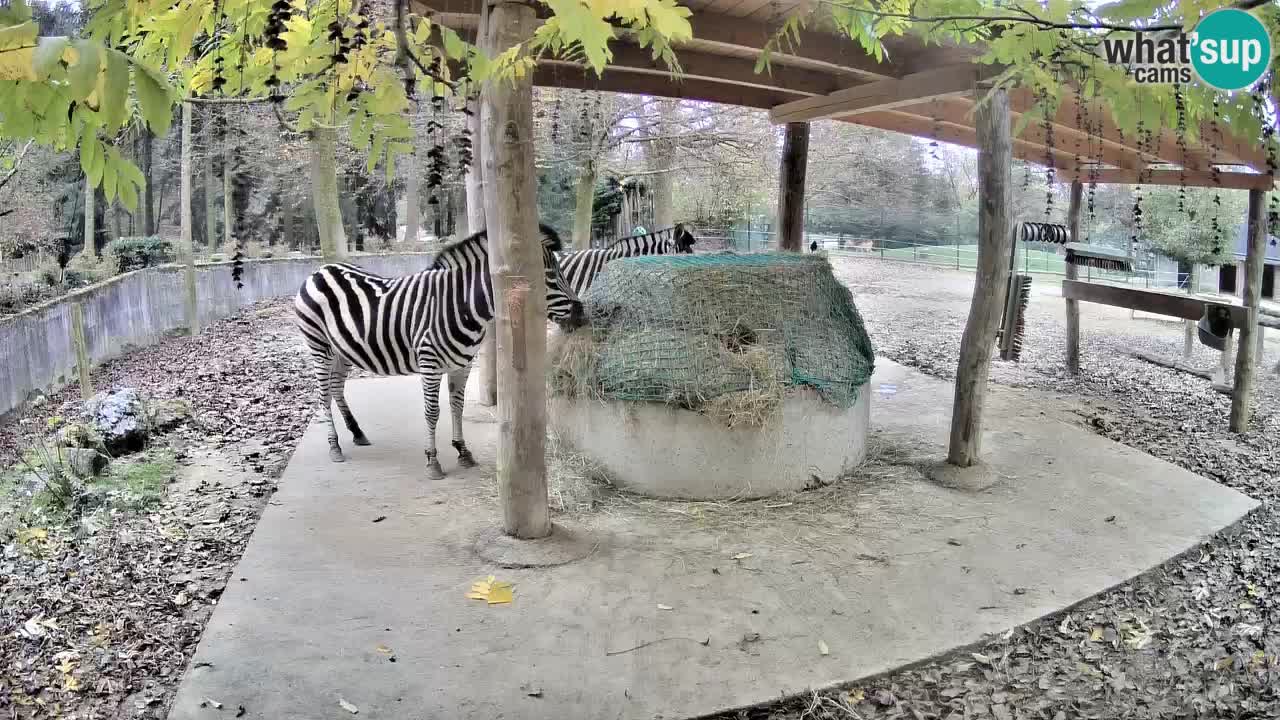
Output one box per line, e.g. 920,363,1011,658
550,386,871,500
0,253,432,418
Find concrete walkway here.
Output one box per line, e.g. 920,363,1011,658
169,361,1256,720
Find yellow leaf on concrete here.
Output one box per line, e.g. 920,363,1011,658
657,604,673,611
487,583,514,605
375,645,392,655
818,640,830,656
731,552,752,560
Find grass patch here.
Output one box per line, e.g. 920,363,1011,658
96,450,177,511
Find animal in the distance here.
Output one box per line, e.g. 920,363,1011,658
556,224,697,297
293,224,585,479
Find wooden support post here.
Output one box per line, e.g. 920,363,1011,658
481,0,551,538
1065,180,1082,374
180,102,199,335
947,89,1012,467
776,121,809,252
1230,189,1266,432
69,303,93,399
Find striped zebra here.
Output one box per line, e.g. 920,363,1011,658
557,224,697,296
293,224,584,479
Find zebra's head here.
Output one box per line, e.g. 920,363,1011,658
673,223,697,254
538,224,587,329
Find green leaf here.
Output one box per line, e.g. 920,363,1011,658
103,147,119,202
79,135,98,177
32,36,69,80
101,49,130,129
67,39,101,100
118,172,139,211
117,153,144,188
440,26,466,60
0,20,37,50
132,61,173,135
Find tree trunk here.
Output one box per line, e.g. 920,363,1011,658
180,102,198,334
947,89,1012,467
572,160,595,251
1183,264,1199,358
1230,189,1266,432
776,121,809,252
83,175,96,259
405,148,420,244
204,107,217,250
283,196,294,251
647,99,677,229
141,130,155,236
1065,181,1082,374
466,63,498,408
222,140,234,254
310,126,348,261
482,0,550,539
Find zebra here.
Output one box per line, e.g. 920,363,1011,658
293,224,585,480
557,223,697,297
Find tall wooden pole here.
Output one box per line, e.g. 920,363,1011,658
1064,180,1082,374
180,102,199,334
1230,189,1267,432
482,0,551,538
947,89,1012,467
469,1,498,408
775,121,809,251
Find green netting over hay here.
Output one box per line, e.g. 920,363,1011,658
549,253,875,425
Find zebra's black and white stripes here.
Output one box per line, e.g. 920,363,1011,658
293,224,584,479
557,224,697,296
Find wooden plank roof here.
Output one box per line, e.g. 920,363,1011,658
416,0,1273,189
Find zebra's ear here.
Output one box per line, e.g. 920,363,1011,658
538,223,565,252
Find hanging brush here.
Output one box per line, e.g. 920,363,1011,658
999,274,1033,361
1063,242,1133,272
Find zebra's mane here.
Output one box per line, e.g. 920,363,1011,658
429,224,564,271
429,230,489,271
605,226,674,250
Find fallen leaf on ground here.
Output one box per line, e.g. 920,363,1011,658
201,698,223,709
466,575,514,604
847,689,865,703
765,502,793,509
657,604,673,611
818,640,830,656
731,552,753,560
972,652,992,665
16,527,47,544
338,697,359,714
375,645,393,654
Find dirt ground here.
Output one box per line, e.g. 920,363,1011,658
4,258,1279,720
704,257,1280,720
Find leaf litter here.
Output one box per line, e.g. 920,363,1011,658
698,258,1280,718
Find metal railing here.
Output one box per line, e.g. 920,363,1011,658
691,230,1215,293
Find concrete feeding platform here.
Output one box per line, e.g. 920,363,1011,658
168,360,1257,720
549,384,871,499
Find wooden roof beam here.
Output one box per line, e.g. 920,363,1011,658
846,112,1079,172
894,98,1146,172
770,64,990,124
1060,168,1274,191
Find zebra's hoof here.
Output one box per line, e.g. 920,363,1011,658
329,447,346,463
352,434,372,446
457,451,477,469
426,461,446,481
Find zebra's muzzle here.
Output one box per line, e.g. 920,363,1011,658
557,301,587,331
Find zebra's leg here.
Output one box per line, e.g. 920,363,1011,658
421,371,445,480
329,358,371,446
447,365,476,468
310,349,345,463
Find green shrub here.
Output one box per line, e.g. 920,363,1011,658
106,236,174,273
